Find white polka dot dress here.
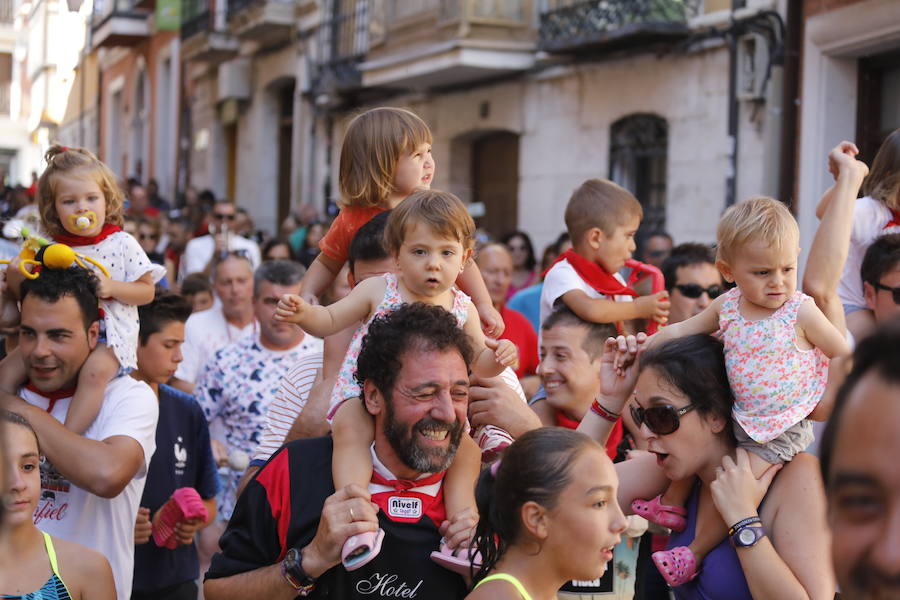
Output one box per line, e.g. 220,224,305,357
71,231,166,369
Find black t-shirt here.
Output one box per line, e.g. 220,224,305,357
206,437,467,599
132,385,219,593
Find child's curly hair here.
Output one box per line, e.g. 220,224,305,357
37,144,125,237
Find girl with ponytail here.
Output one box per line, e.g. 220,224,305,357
467,428,627,600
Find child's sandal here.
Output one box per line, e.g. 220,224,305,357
430,540,483,576
651,546,699,587
341,528,385,571
631,495,688,532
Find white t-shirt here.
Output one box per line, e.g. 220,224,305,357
540,259,632,327
838,196,900,309
175,305,258,384
23,376,159,600
180,234,261,278
75,231,166,369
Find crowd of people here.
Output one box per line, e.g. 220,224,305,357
0,106,898,600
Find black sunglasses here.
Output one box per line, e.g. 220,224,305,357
139,233,158,241
873,281,900,305
213,212,236,221
674,283,722,299
630,403,697,435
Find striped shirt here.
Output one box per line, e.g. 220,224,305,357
252,353,324,463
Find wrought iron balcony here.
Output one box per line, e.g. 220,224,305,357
181,0,238,63
539,0,701,54
91,0,150,48
312,0,370,97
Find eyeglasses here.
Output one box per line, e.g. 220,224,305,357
139,233,158,241
674,283,722,299
213,212,236,221
873,281,900,305
630,403,697,435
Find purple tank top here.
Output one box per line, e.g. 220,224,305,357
667,485,755,600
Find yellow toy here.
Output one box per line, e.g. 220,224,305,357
0,221,110,279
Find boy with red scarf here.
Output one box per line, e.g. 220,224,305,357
539,178,670,334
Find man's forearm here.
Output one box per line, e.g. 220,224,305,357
204,565,296,600
4,394,141,497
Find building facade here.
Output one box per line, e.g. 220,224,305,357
796,0,900,264
176,0,791,251
0,0,40,186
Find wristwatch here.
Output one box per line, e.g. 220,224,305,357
730,524,766,548
281,548,317,596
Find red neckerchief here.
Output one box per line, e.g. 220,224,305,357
543,250,638,297
885,209,900,230
24,382,77,414
54,224,122,247
371,470,444,491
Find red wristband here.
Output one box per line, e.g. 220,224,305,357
590,399,620,423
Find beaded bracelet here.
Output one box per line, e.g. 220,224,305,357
590,399,621,423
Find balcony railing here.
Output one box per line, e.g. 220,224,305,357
315,0,369,92
92,0,148,27
539,0,701,53
181,0,209,38
0,0,14,24
181,10,209,38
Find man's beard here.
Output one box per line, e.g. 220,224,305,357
383,399,465,474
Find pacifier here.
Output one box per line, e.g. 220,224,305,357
69,211,98,231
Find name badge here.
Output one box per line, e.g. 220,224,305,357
388,496,423,519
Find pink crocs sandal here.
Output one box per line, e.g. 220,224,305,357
341,529,385,571
152,487,208,549
430,541,483,576
631,495,688,532
652,546,699,587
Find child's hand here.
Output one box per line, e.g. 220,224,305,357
634,291,670,324
475,302,505,337
95,273,115,300
274,293,306,322
485,338,518,370
300,291,320,307
828,141,868,182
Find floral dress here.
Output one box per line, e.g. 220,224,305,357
717,286,828,444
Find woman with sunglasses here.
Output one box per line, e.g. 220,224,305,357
579,333,834,600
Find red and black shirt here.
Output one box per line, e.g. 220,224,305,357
206,436,467,599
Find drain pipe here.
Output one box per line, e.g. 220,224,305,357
778,0,801,205
725,0,746,207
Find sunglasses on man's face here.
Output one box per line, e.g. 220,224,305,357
873,281,900,305
630,403,697,435
213,212,236,221
674,283,722,299
139,233,158,241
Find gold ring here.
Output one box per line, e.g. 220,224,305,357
349,507,355,521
